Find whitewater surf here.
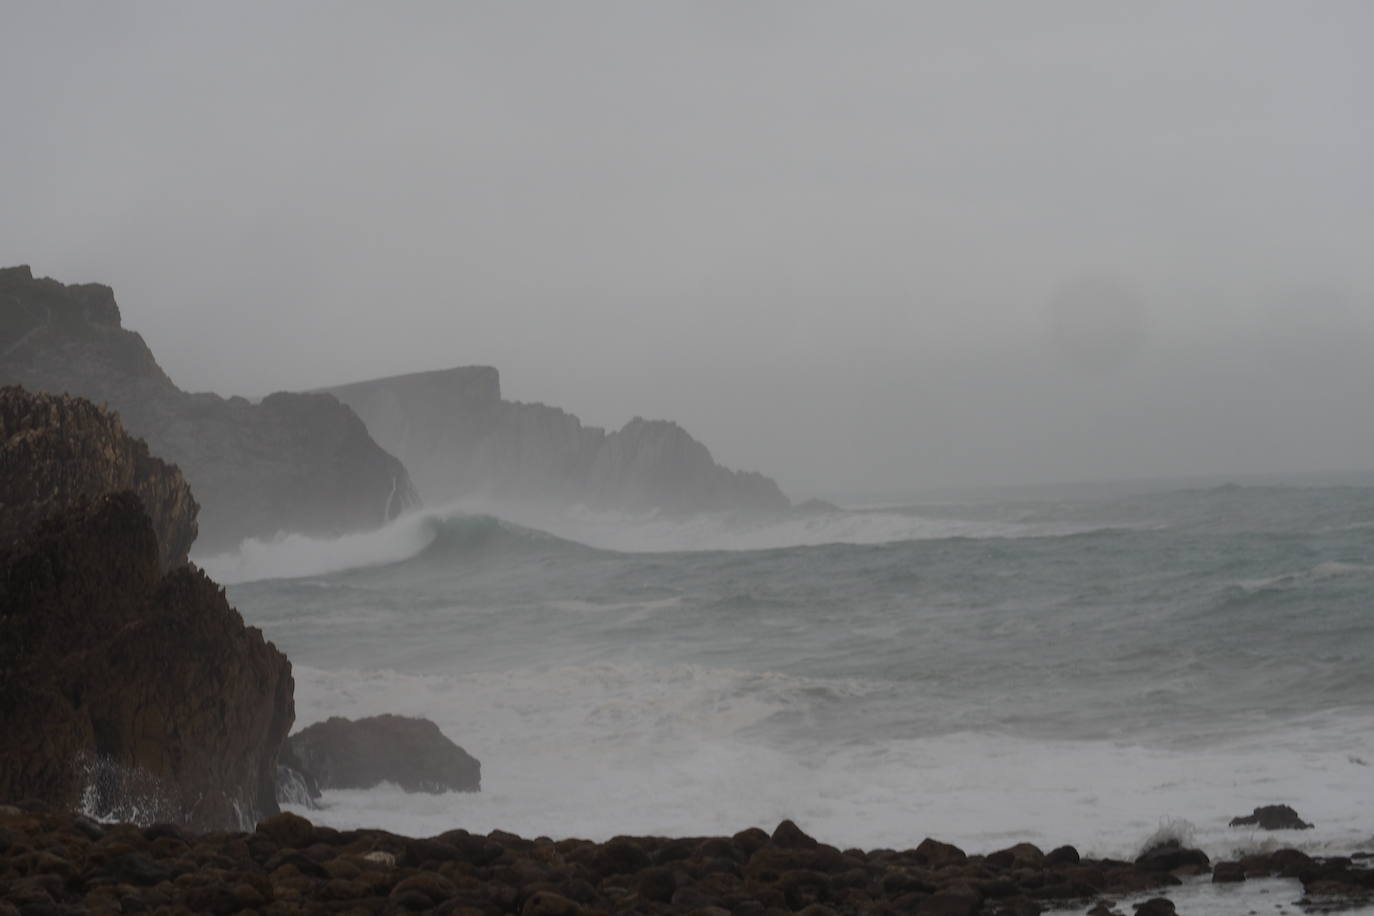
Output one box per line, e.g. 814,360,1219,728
218,481,1374,895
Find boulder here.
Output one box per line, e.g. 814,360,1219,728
1228,804,1313,830
0,266,419,551
1133,840,1209,873
1211,861,1246,883
913,837,968,868
287,715,480,793
1045,844,1080,866
771,819,819,850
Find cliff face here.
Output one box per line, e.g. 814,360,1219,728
324,366,789,514
0,388,294,830
0,265,419,552
0,387,197,572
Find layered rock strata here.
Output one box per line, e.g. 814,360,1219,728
0,265,419,552
323,366,789,514
0,387,294,830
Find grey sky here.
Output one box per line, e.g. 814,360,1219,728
4,1,1373,499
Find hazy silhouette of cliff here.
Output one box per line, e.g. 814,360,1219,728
324,366,790,514
0,265,419,551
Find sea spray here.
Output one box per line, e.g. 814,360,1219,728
228,481,1374,863
197,509,442,583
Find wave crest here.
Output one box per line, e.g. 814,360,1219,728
196,499,1126,584
196,511,442,583
195,509,596,584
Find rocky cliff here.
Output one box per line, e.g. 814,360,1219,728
1,386,199,572
323,366,790,514
0,387,294,830
0,265,419,552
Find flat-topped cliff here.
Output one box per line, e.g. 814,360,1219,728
0,266,419,551
323,366,789,514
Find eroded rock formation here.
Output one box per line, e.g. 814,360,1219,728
0,387,294,830
323,366,789,514
287,715,480,794
0,386,197,571
0,265,419,552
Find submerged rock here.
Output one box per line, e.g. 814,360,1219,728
0,265,419,551
287,714,480,793
0,387,294,830
1228,803,1313,830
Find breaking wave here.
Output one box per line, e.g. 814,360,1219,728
196,509,598,584
223,478,1374,876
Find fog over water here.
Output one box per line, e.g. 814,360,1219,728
4,2,1373,496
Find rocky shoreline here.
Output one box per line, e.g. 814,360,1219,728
2,804,1370,916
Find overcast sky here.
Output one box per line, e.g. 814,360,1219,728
4,2,1373,499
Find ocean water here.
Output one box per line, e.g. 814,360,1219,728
207,480,1374,911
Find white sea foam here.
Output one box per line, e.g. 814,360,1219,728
449,499,1099,554
194,498,1106,583
223,483,1374,916
284,663,1374,861
1041,875,1374,916
1237,559,1374,592
1310,560,1374,579
194,509,441,583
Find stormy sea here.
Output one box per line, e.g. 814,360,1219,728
206,476,1374,913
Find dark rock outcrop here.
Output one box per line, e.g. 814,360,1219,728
1228,803,1313,830
1296,855,1374,904
1133,839,1209,873
322,365,790,515
0,387,294,830
0,386,197,571
0,265,419,552
287,715,480,793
